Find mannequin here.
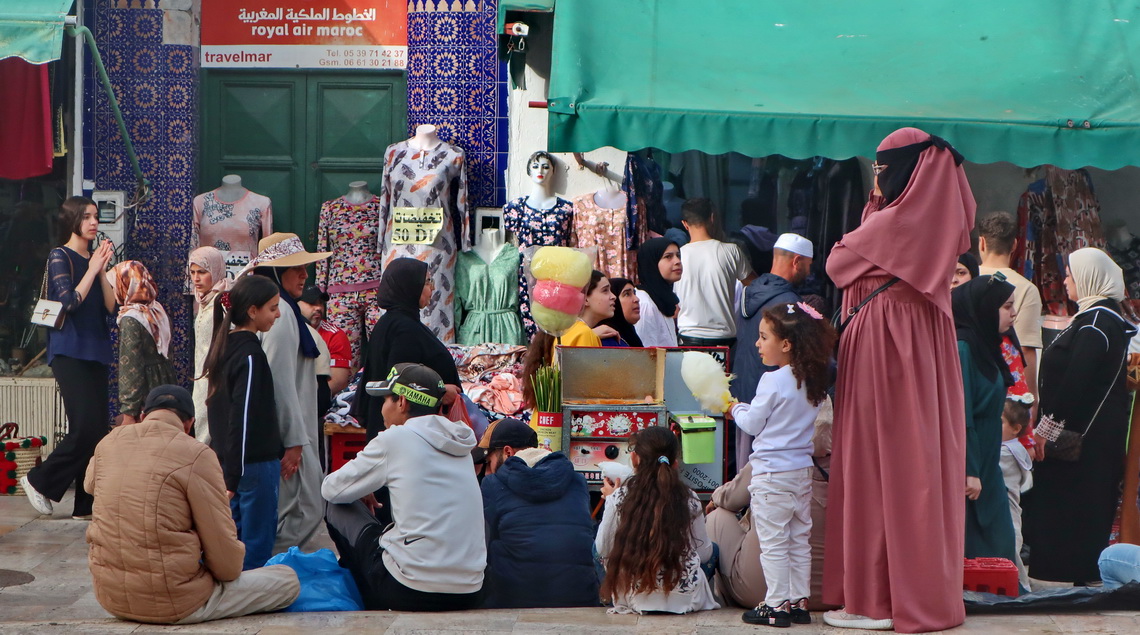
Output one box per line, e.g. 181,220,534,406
344,180,373,205
502,151,575,336
377,124,470,343
455,225,525,346
591,185,627,210
190,174,273,281
316,181,383,365
571,177,645,282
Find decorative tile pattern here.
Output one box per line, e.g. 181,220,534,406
407,0,509,208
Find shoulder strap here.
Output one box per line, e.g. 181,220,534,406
835,277,900,333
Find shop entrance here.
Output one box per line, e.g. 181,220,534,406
200,70,407,249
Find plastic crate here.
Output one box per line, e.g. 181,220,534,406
963,557,1019,597
328,432,368,472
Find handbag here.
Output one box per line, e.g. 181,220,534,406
1037,353,1128,462
832,277,900,336
29,250,71,329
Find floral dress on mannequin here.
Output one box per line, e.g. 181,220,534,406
502,195,573,337
377,139,470,343
317,195,384,365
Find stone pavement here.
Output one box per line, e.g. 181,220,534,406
2,493,1140,634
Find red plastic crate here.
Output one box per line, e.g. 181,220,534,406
963,557,1019,597
329,432,368,472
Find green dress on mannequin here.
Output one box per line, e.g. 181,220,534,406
455,246,526,346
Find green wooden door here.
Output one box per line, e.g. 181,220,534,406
201,71,407,249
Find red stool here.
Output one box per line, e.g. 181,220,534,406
963,557,1020,597
328,432,368,472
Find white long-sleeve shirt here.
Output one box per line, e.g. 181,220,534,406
730,365,819,474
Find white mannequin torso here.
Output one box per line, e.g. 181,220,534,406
344,181,373,205
473,227,506,265
592,188,627,210
409,124,442,152
217,174,248,203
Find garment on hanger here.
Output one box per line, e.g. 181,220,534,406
316,195,384,363
455,246,525,346
377,139,470,343
570,193,644,283
622,154,666,238
190,189,273,275
503,195,573,337
1107,236,1140,318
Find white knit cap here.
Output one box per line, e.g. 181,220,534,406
773,233,814,259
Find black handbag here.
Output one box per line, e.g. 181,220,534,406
832,277,900,337
1038,353,1128,462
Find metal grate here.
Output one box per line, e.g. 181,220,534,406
0,378,67,454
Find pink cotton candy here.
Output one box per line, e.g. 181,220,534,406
532,279,586,315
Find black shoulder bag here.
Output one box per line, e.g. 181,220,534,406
832,277,900,337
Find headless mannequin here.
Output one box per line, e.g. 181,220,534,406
409,124,442,151
526,155,558,211
217,174,248,202
473,226,506,265
592,185,627,210
344,181,373,205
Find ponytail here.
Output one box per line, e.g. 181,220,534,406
201,275,279,399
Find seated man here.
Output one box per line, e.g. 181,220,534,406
478,418,599,608
322,363,485,611
85,385,299,624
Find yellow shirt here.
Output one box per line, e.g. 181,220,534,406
553,320,602,355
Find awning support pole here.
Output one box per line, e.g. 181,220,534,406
64,24,150,192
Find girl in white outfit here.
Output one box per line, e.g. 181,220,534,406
729,301,836,627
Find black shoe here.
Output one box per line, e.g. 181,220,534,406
743,601,791,627
790,598,811,624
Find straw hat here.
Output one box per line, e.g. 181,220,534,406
250,232,331,268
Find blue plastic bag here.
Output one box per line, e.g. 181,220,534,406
265,547,363,612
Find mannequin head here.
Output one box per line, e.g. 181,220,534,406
526,151,555,187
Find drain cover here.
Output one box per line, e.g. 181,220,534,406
0,569,34,587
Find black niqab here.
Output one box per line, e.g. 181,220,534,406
598,278,643,347
952,275,1016,386
876,135,965,205
637,237,679,318
378,258,428,317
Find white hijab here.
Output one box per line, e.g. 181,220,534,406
1069,247,1126,314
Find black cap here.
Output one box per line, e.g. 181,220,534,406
298,285,330,305
143,385,194,420
365,363,446,408
473,417,537,463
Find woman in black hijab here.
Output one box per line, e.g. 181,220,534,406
952,274,1018,565
599,278,643,347
354,258,462,439
633,237,682,346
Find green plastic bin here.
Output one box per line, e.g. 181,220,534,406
673,414,717,465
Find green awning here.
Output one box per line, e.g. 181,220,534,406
497,0,554,36
548,1,1140,170
0,1,73,64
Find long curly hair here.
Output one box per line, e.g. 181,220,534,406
761,303,836,406
600,427,695,600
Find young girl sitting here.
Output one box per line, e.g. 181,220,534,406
202,274,284,570
728,301,836,627
596,426,719,615
1001,397,1034,591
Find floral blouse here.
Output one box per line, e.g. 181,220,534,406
316,196,384,293
503,196,574,338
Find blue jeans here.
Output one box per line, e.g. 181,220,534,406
1098,543,1140,590
231,459,281,570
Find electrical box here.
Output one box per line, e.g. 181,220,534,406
91,190,127,249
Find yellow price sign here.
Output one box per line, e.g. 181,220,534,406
391,207,444,245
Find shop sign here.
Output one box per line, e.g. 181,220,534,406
201,1,408,69
390,207,444,244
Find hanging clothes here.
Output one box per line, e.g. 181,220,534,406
0,58,53,180
316,195,384,364
622,153,668,237
503,195,573,337
454,246,526,346
190,190,274,276
570,193,644,282
377,140,471,344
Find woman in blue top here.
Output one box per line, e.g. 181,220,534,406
21,196,115,520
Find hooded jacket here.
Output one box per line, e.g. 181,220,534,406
733,273,801,402
479,452,598,608
321,413,485,594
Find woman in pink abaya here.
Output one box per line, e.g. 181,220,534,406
822,128,975,633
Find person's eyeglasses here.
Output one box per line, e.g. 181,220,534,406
872,162,888,176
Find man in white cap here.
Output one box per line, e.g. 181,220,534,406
675,198,757,353
731,233,814,471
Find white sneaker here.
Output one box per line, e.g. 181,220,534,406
823,609,894,630
20,475,53,515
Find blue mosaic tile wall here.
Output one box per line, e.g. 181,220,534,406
84,0,198,385
407,0,509,208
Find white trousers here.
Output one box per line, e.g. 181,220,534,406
749,466,813,608
175,565,300,624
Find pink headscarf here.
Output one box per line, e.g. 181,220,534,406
840,127,976,317
187,246,229,313
107,260,173,358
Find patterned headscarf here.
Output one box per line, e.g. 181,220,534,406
107,260,172,358
187,246,229,312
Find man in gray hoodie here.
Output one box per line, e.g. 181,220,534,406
322,363,485,610
732,233,813,472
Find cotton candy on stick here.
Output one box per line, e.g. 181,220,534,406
528,246,593,336
681,351,734,413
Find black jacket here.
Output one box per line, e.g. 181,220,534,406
480,452,599,608
207,331,283,491
354,308,462,438
732,273,801,402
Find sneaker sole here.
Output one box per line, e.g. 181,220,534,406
19,476,53,515
742,615,791,627
822,614,893,630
